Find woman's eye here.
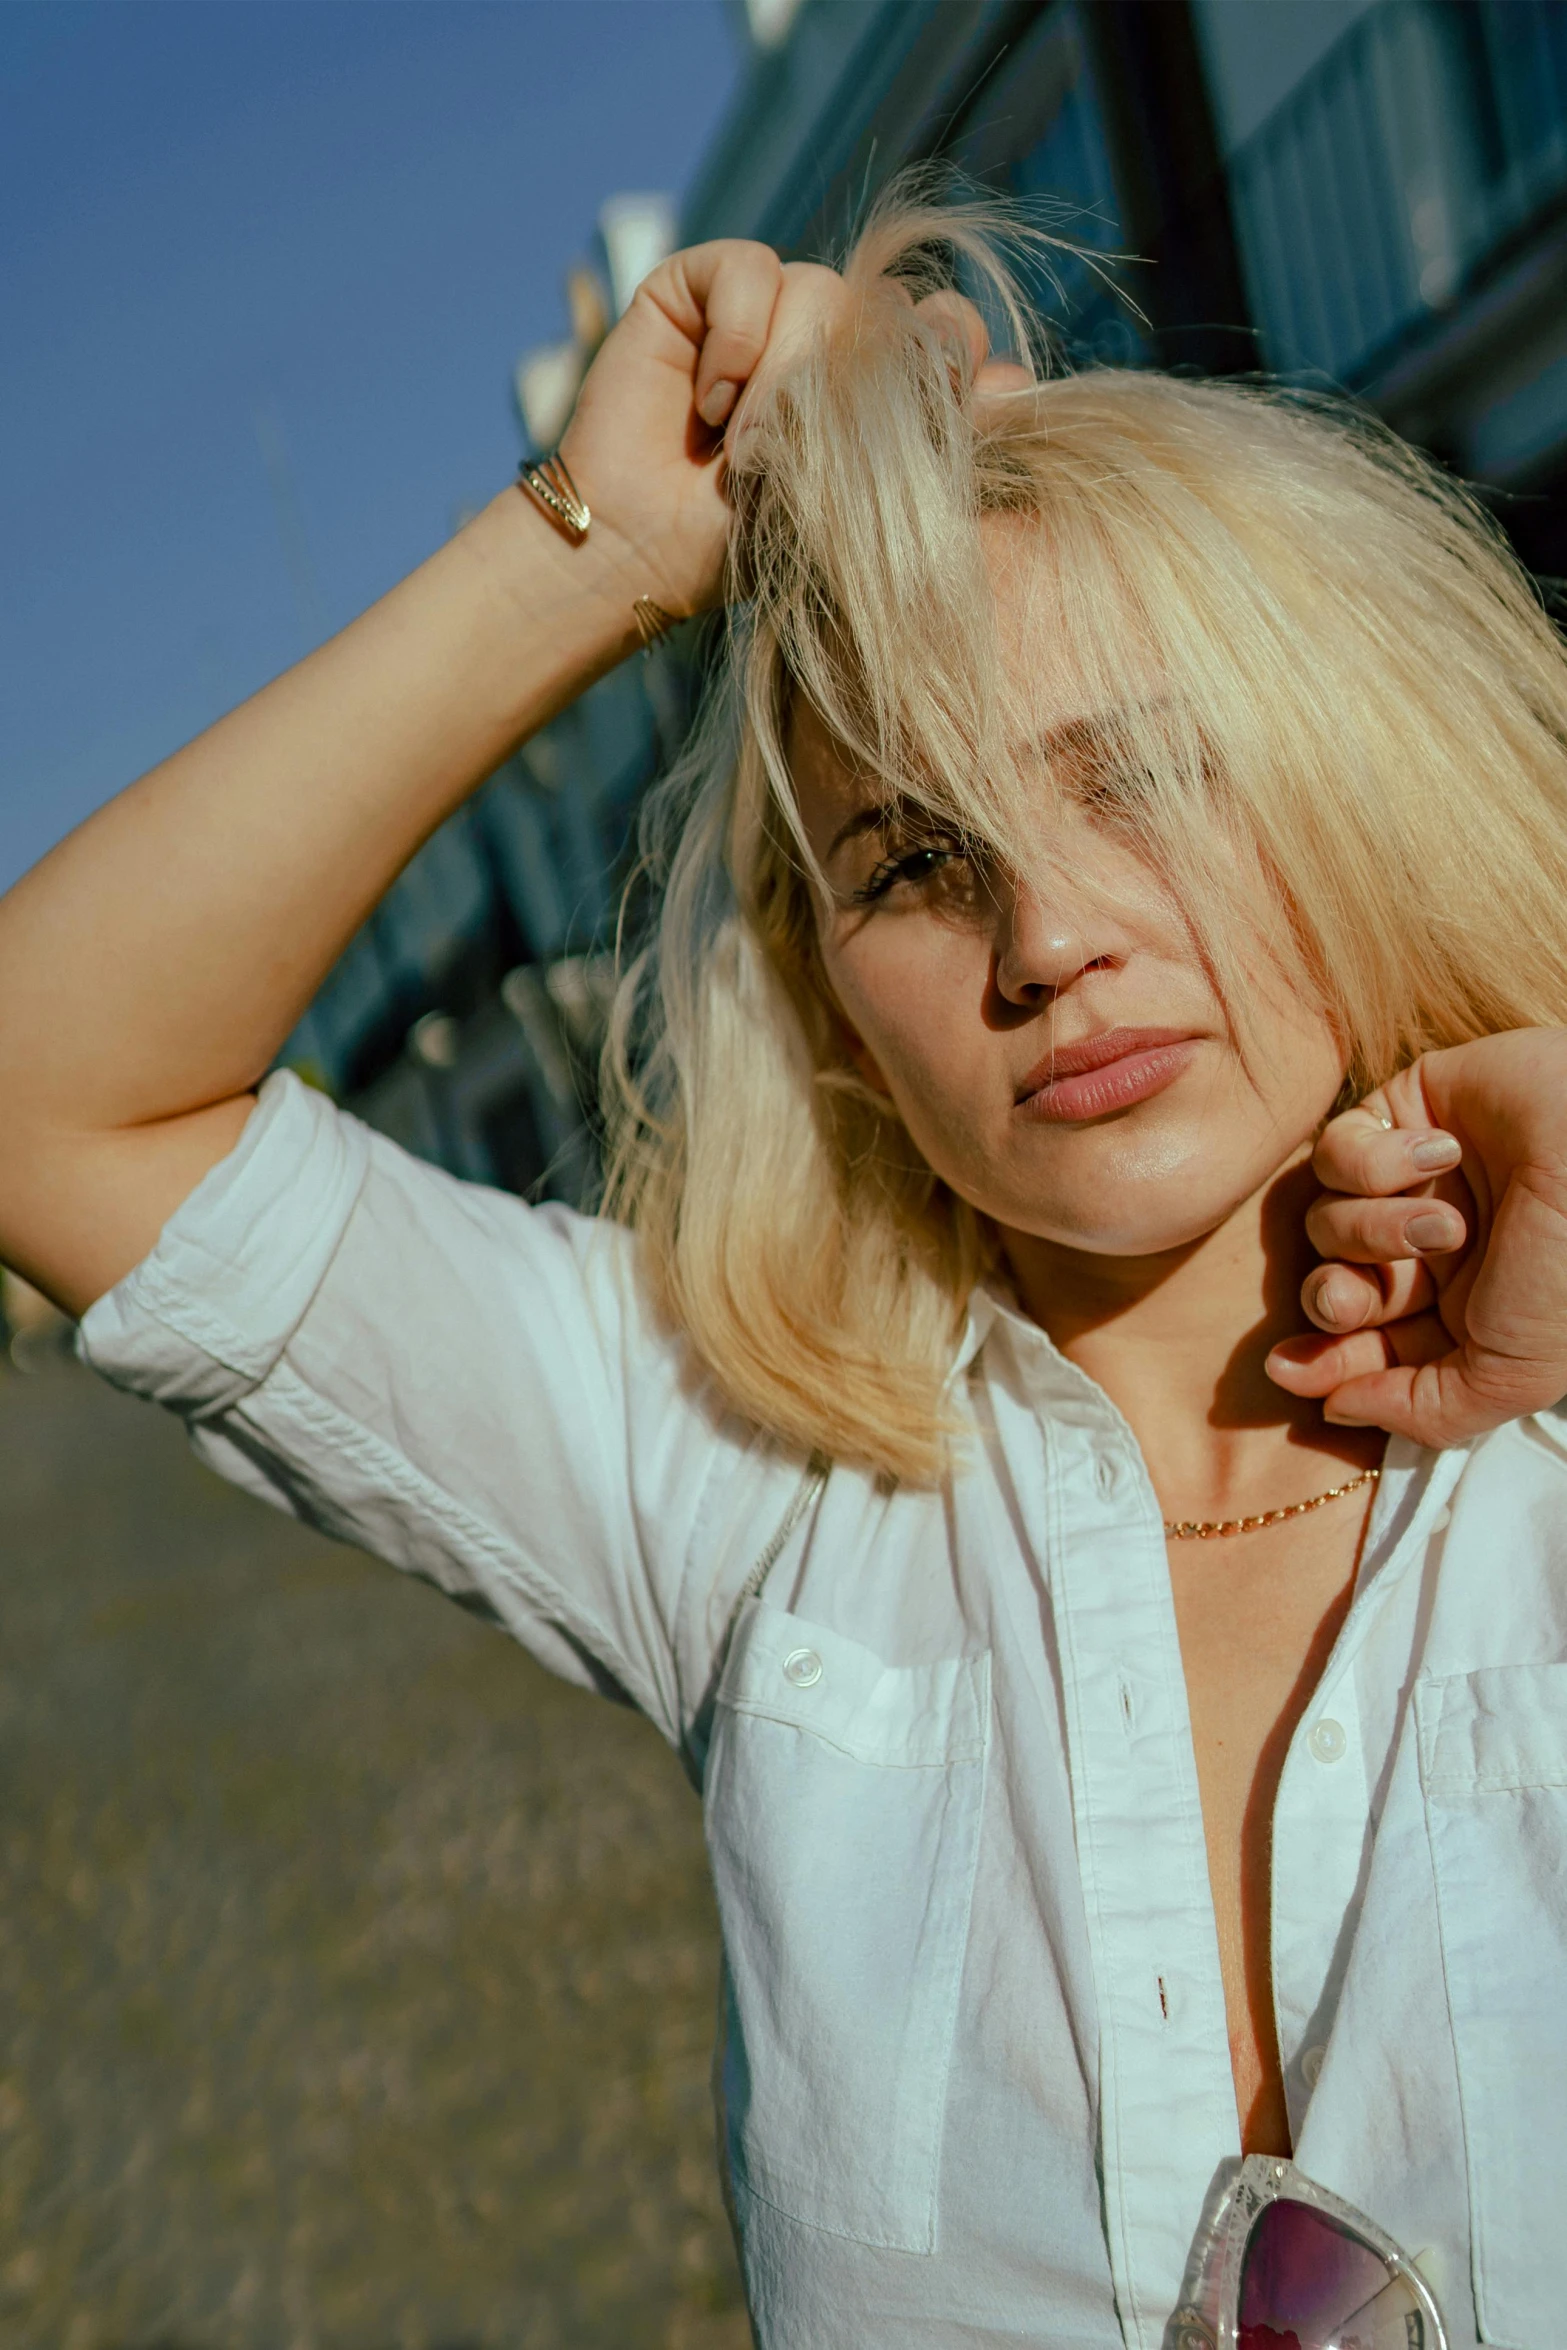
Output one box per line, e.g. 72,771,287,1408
852,843,961,905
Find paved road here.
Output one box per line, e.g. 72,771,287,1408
0,1348,748,2350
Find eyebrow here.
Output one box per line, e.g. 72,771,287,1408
826,785,962,863
820,709,1158,863
822,716,1117,861
826,802,897,859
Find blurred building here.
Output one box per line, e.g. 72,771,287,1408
285,0,1567,1192
691,0,1567,562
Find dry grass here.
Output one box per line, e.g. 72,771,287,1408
0,1351,749,2350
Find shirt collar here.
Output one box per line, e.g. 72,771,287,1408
953,1280,1120,1413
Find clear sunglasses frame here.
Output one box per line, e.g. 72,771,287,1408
1167,2153,1450,2350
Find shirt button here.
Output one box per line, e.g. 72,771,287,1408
1307,1717,1348,1765
782,1647,823,1688
1300,2043,1326,2088
1095,1455,1117,1498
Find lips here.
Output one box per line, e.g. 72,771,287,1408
1014,1026,1201,1124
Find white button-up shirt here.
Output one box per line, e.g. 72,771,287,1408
79,1074,1567,2350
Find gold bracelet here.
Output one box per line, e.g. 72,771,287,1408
518,456,681,649
517,450,590,543
632,595,681,653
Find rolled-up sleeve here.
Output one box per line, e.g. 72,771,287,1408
77,1071,718,1740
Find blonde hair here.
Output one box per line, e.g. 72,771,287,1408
602,185,1567,1483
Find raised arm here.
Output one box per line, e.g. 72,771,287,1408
0,243,799,1314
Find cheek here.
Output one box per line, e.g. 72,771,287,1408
823,925,992,1104
1240,974,1348,1132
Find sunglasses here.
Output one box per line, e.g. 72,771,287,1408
1167,2154,1449,2350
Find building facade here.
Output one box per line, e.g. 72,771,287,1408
286,0,1567,1194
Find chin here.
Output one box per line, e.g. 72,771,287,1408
999,1136,1267,1259
1034,1198,1239,1258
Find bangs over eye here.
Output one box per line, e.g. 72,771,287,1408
1043,710,1209,830
848,805,985,908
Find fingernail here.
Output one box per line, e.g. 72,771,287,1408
1407,1209,1461,1252
1311,1273,1362,1330
698,380,737,427
1323,1403,1364,1426
1410,1133,1461,1171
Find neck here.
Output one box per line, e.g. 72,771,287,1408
1000,1151,1385,1521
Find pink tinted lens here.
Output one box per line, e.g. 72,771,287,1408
1238,2196,1433,2350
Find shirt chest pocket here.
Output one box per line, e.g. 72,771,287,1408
702,1600,990,2255
1417,1662,1567,2349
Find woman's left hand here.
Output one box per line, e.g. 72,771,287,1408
1267,1029,1567,1445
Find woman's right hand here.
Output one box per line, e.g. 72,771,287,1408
558,241,1022,620
557,240,802,619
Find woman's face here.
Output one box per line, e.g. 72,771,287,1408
789,648,1347,1263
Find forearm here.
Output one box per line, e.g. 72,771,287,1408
0,231,801,1310
0,485,646,1305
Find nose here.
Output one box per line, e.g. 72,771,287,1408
992,877,1117,1008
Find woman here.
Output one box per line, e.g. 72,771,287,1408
2,196,1566,2350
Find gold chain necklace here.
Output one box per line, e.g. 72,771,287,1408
1163,1465,1380,1541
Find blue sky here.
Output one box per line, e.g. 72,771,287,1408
0,0,741,894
